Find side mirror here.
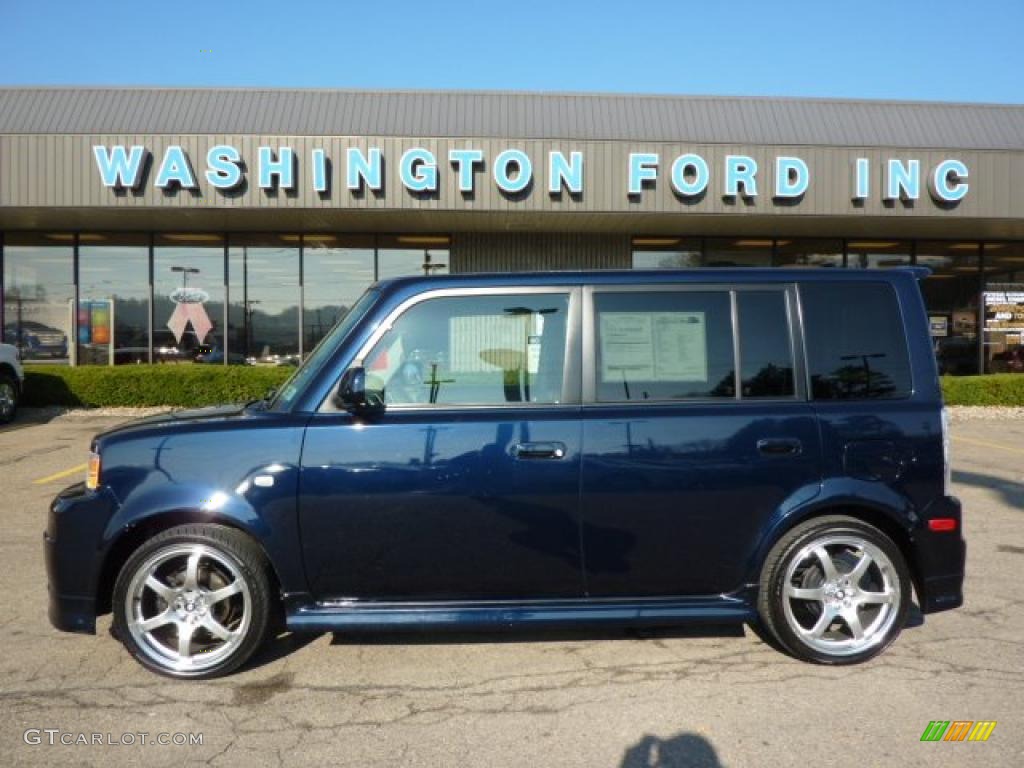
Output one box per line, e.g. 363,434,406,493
336,367,384,412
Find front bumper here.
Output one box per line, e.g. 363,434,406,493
45,483,119,635
914,495,966,613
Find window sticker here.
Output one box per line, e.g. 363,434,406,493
600,311,708,382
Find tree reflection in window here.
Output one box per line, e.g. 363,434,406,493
802,283,911,401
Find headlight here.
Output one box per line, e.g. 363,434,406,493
86,451,101,491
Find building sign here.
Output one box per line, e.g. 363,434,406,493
929,316,949,337
93,144,970,206
984,289,1024,333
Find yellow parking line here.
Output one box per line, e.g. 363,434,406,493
32,463,87,486
953,435,1024,456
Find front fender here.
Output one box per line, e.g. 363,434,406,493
96,416,310,596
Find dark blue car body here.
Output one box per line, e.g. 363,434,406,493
46,268,965,637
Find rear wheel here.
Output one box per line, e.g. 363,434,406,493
112,524,273,679
0,373,18,424
758,515,911,664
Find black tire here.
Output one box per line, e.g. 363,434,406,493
112,524,274,679
757,515,911,665
0,372,18,424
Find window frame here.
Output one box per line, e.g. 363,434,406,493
322,285,583,412
582,283,805,406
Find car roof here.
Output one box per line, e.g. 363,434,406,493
373,266,929,294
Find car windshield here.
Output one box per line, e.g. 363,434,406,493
267,288,380,411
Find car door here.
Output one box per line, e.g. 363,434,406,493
299,286,585,601
579,283,822,597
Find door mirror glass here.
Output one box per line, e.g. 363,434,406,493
336,367,384,412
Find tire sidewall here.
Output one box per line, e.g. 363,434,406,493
764,518,912,665
112,524,272,679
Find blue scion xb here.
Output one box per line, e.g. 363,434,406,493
45,269,966,678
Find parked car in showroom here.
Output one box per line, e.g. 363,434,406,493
0,341,25,424
45,268,965,678
4,321,68,360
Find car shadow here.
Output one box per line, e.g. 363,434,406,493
241,630,322,671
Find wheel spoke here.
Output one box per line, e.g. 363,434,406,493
812,546,839,581
859,589,896,605
144,574,177,603
183,551,201,591
785,585,825,601
205,581,242,605
847,552,873,587
176,621,196,659
802,605,837,638
842,608,865,641
134,608,175,633
200,615,234,641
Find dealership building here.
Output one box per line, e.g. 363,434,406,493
1,86,1023,373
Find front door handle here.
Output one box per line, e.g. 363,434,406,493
512,442,567,460
757,438,803,457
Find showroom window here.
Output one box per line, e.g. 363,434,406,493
77,233,150,365
775,239,844,268
983,242,1024,374
228,235,301,363
154,234,226,364
302,234,375,352
845,240,913,269
631,238,702,269
2,233,74,363
917,241,981,376
704,238,773,267
377,235,450,279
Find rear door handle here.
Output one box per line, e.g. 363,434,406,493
512,442,567,460
757,438,803,457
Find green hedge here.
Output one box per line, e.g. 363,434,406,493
18,366,1024,408
941,374,1024,406
23,365,293,408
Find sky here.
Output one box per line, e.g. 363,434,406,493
1,0,1023,103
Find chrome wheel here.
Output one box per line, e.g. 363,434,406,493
124,544,252,673
781,535,901,657
0,379,16,421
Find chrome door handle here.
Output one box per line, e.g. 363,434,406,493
512,442,567,460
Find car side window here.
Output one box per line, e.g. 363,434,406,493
362,292,570,406
801,282,913,400
738,291,796,398
593,291,735,401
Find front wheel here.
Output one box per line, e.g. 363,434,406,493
757,515,911,664
0,372,19,424
112,524,273,679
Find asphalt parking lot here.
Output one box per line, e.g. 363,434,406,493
1,409,1022,767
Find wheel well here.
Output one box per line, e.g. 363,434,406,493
96,511,282,615
766,505,922,601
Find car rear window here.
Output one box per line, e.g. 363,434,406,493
801,282,912,400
